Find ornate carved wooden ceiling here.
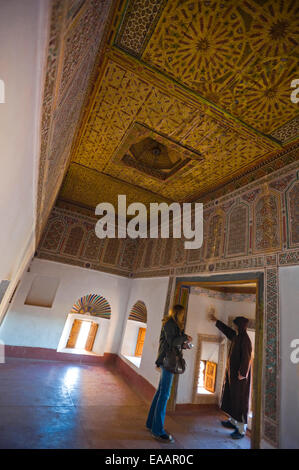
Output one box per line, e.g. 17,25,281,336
39,0,299,237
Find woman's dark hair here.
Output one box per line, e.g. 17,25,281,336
173,304,184,316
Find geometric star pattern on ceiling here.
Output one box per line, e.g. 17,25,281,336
54,0,298,214
60,161,172,210
64,57,278,208
119,0,299,134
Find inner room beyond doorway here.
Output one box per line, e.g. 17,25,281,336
176,280,257,449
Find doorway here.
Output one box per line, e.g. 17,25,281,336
171,272,264,449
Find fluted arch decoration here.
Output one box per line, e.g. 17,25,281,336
70,294,111,319
128,300,147,324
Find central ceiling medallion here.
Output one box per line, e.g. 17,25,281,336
130,138,178,171
112,122,204,181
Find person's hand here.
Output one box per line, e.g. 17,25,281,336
208,312,218,322
186,335,192,342
238,371,246,380
207,306,217,322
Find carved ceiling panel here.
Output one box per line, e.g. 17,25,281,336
60,162,171,209
38,0,299,232
37,0,114,241
117,0,299,134
64,56,278,206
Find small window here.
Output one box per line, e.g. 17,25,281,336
194,336,222,402
24,276,59,308
204,361,217,393
198,360,217,394
121,301,148,368
135,327,146,357
66,320,98,351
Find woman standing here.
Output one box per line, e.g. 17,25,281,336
146,304,192,443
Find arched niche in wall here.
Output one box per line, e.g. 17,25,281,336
41,217,67,252
121,300,148,368
205,211,225,260
253,189,282,253
61,224,86,257
81,230,104,261
225,202,249,258
57,293,111,355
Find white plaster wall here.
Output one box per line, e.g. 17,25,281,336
279,266,299,449
177,290,256,404
0,0,50,320
121,319,146,357
119,277,170,389
177,293,224,404
201,342,220,363
222,299,256,320
0,258,131,354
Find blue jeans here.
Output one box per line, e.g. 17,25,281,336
146,367,174,436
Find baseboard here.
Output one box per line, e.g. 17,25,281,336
115,355,156,403
5,345,117,366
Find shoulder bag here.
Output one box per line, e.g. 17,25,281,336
163,346,186,374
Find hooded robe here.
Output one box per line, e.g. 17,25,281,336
216,319,252,423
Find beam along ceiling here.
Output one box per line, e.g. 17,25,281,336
53,0,299,217
193,283,257,294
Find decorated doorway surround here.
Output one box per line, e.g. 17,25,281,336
167,272,264,449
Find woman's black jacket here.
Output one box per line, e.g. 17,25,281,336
155,317,188,367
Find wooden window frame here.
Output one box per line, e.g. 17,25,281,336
66,319,83,349
192,334,225,404
66,318,99,351
135,326,146,357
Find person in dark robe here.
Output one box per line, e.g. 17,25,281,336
209,312,252,439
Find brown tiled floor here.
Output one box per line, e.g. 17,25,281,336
0,358,250,449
